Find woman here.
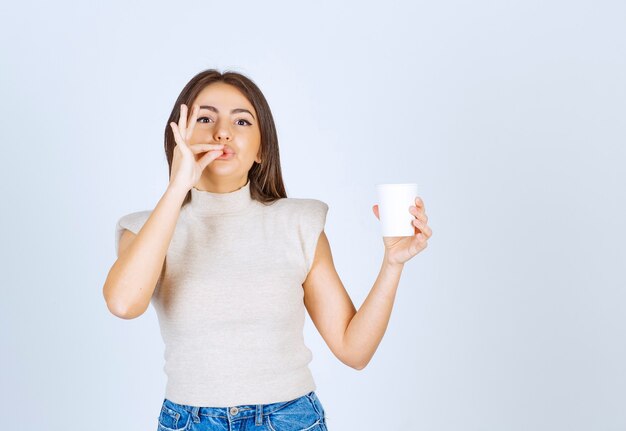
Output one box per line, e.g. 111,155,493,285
103,69,432,431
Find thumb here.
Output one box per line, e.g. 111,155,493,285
198,149,224,170
372,204,379,220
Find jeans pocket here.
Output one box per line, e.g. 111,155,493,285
266,394,323,431
157,399,191,431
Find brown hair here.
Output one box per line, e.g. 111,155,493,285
164,69,287,206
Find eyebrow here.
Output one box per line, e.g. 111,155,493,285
198,105,255,120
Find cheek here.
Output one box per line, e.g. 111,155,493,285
238,131,261,150
189,127,212,142
247,126,261,140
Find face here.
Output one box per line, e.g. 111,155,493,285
188,82,261,184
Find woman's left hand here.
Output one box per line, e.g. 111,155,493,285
373,196,432,265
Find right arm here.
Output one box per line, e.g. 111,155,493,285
103,102,224,319
102,184,188,319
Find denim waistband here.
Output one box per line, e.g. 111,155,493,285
165,391,317,422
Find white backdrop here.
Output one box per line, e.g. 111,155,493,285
1,0,625,430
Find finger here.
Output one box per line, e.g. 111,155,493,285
197,149,224,170
170,122,189,151
412,212,427,223
414,196,425,210
189,143,225,155
412,209,428,223
179,104,188,140
409,206,428,222
412,218,423,234
186,104,199,141
412,219,433,237
413,233,428,247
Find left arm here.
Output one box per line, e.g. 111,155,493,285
303,196,432,370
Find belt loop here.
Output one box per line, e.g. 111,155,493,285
191,406,200,423
255,404,263,425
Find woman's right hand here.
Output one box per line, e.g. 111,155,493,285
168,103,225,192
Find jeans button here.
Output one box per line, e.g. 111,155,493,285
230,407,239,415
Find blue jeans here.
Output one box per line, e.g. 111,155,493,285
157,391,329,431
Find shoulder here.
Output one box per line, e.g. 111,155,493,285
114,210,153,256
269,197,329,215
116,210,153,232
296,199,329,224
280,198,328,275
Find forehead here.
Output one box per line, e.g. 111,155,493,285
193,83,255,112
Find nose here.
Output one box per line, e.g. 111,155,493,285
215,134,231,142
214,122,232,142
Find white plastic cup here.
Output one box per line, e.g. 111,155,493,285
376,183,419,237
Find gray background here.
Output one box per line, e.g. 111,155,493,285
1,0,625,430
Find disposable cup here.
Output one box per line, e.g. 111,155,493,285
376,183,419,237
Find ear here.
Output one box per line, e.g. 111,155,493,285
372,204,380,220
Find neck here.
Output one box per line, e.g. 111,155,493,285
188,178,254,216
194,176,249,193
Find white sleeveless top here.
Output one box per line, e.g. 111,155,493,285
114,180,328,407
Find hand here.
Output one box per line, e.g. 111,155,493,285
168,103,226,192
372,196,432,265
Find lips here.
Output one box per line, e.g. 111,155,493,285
221,145,235,155
216,151,235,160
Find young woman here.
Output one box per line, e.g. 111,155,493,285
103,69,432,431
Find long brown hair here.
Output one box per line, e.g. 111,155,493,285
164,69,287,206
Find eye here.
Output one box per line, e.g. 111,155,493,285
197,117,251,126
